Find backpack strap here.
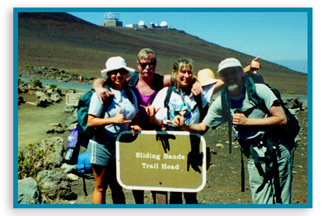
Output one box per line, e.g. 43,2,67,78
245,76,271,115
193,93,208,122
164,85,175,121
128,72,139,88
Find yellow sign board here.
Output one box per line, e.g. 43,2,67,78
116,131,206,192
65,93,83,106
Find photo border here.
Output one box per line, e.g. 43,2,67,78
13,7,313,208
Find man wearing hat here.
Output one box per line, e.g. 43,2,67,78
171,58,292,204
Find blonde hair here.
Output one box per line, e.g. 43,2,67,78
137,48,156,62
171,58,194,84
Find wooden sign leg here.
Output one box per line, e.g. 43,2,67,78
153,191,168,204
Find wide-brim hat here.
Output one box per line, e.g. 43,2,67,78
197,68,218,86
101,56,135,79
217,58,242,73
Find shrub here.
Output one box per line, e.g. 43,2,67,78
52,70,60,75
25,64,31,68
18,143,56,179
60,74,68,78
286,91,295,95
49,84,57,89
32,79,43,88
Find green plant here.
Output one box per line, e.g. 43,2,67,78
52,70,60,75
60,74,68,78
286,91,295,95
25,64,31,68
32,79,43,88
37,69,43,74
18,142,56,179
49,84,57,89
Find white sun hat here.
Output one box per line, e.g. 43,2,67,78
197,69,218,86
101,56,135,79
217,58,242,73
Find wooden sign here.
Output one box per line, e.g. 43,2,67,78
116,131,207,192
65,93,83,106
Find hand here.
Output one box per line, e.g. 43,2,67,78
95,87,114,104
113,108,132,124
130,125,142,133
140,105,160,118
165,110,186,128
251,56,261,74
189,80,204,98
232,112,248,125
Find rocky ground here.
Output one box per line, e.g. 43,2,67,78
17,86,309,205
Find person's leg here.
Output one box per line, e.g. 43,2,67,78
107,161,126,204
184,192,198,204
92,164,109,204
132,190,144,204
247,157,274,204
276,144,292,204
170,192,183,204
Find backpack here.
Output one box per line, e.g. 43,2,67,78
77,87,135,148
221,73,300,151
244,73,300,150
64,86,134,165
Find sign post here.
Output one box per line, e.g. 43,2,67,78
116,130,207,203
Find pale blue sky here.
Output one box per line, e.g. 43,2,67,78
68,8,310,73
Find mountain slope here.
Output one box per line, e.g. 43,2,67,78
17,12,307,95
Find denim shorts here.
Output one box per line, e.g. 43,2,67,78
87,139,116,167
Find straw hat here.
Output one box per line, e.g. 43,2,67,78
197,69,218,86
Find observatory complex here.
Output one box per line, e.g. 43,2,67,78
101,12,171,29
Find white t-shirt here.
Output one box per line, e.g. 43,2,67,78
88,86,139,138
152,85,214,128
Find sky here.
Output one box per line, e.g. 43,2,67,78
69,9,309,73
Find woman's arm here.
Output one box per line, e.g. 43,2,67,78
87,108,131,127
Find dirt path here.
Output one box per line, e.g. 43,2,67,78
18,93,70,149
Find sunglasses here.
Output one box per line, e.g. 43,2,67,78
109,69,127,75
139,62,156,69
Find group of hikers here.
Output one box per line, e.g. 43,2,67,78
85,47,293,205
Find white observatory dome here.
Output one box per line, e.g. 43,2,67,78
160,21,168,27
138,20,146,26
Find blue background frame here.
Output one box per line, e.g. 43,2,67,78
13,7,313,208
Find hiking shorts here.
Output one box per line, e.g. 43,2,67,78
87,139,116,167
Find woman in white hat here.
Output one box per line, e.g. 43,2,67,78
87,56,142,204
